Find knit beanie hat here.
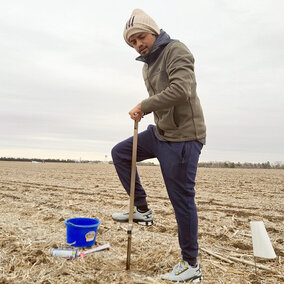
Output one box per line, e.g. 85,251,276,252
123,9,160,46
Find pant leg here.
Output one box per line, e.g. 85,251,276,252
111,125,158,207
157,140,203,265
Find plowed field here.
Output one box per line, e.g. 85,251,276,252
0,162,283,283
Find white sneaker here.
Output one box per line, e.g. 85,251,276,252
111,206,154,226
162,261,202,282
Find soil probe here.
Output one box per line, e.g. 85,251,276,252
126,120,138,270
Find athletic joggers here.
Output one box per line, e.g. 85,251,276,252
111,124,203,265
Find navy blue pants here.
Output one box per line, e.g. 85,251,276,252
111,125,203,265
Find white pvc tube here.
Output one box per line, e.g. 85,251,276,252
250,221,276,259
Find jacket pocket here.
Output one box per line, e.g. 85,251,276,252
172,106,179,127
157,107,179,131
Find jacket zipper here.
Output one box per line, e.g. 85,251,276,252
145,64,159,124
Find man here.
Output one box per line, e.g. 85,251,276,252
111,9,206,282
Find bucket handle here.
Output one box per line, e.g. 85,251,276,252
66,221,76,227
66,221,98,228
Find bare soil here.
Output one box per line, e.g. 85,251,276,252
0,162,283,283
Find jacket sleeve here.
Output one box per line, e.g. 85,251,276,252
141,42,196,113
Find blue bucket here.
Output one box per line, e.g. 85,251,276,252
65,217,100,248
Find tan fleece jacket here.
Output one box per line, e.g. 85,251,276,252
141,41,206,142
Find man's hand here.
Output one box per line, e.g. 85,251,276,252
129,103,144,122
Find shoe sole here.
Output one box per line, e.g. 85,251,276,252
192,276,202,283
162,275,202,283
112,218,154,226
136,220,154,226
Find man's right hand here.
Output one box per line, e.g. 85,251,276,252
129,103,144,122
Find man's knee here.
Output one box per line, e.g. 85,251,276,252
111,140,131,163
111,143,121,163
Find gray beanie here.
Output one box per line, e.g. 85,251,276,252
123,9,160,46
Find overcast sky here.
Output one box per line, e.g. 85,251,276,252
1,0,283,163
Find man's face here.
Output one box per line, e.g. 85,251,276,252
129,32,156,56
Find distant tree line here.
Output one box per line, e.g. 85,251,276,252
0,157,102,164
0,157,156,166
0,157,283,169
198,161,284,169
